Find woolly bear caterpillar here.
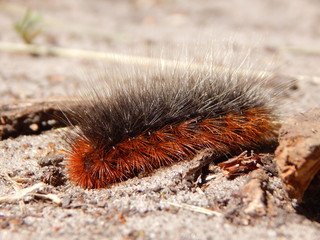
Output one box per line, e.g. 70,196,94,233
65,48,278,189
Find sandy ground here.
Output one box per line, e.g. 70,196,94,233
0,0,320,239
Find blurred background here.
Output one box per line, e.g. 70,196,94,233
1,0,320,107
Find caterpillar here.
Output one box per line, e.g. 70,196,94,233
65,53,278,189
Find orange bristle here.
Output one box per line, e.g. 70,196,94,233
66,107,276,189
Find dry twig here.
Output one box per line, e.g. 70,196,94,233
0,182,45,203
0,42,270,79
167,201,222,217
0,178,62,205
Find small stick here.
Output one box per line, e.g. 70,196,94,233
167,201,223,217
2,42,320,83
284,46,320,56
0,42,270,79
0,181,62,205
2,173,26,213
33,193,62,205
0,182,46,203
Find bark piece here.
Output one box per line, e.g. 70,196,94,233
0,98,79,139
240,169,268,217
224,169,269,225
275,108,320,201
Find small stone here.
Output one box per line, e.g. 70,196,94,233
38,154,64,167
29,123,39,132
61,196,71,207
